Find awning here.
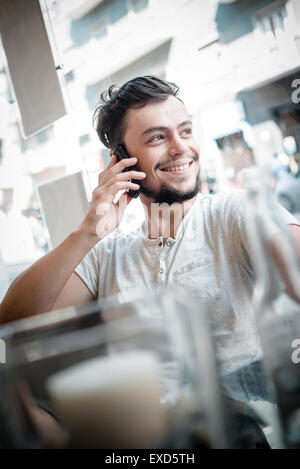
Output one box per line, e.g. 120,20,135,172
200,100,245,140
86,36,172,86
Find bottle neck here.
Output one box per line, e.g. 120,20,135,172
245,168,284,305
245,167,300,310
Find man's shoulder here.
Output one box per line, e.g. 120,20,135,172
92,227,143,252
199,189,247,218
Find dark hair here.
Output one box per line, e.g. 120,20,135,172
93,75,181,149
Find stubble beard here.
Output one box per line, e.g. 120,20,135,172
139,172,201,205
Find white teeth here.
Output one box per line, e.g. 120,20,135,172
164,163,190,172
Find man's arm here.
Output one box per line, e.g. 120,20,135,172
0,230,96,324
0,154,143,324
270,224,300,303
51,272,95,311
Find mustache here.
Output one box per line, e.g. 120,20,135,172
155,152,198,171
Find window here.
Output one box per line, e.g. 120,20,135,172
79,134,91,146
36,126,54,145
129,0,149,14
215,131,254,178
65,70,75,84
254,1,288,41
91,16,108,40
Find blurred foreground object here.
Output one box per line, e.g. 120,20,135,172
37,171,90,249
0,288,228,449
47,351,168,448
0,0,66,137
276,170,300,214
245,166,300,448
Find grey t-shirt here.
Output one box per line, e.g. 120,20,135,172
75,190,299,371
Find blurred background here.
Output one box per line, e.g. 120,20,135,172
0,0,299,298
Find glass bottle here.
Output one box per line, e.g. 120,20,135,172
244,166,300,449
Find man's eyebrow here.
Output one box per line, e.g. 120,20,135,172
140,120,193,138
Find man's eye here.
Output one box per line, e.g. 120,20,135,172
182,128,192,135
149,135,164,142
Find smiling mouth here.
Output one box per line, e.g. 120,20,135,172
159,161,193,174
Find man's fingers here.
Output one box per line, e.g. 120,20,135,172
98,154,117,185
115,170,146,181
115,192,133,214
99,180,139,197
110,157,138,175
98,155,138,187
100,168,144,192
107,153,117,168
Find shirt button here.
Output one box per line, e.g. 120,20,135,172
159,268,164,275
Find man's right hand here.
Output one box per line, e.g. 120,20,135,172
78,154,146,244
0,155,147,323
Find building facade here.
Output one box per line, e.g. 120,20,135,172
0,0,299,271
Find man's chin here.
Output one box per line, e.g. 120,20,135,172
140,179,200,205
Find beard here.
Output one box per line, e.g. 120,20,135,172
139,173,201,204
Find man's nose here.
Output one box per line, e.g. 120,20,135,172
168,133,188,157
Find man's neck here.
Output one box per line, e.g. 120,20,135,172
141,195,198,242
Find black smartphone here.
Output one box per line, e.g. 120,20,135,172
113,144,141,198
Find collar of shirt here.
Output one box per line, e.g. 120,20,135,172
139,192,203,244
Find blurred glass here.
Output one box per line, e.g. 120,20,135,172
1,286,228,449
244,165,300,448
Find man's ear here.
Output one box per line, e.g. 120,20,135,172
109,149,114,159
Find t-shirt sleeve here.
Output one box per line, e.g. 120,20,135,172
74,244,100,298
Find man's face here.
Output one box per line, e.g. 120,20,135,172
122,95,200,204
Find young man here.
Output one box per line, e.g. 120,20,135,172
0,76,299,373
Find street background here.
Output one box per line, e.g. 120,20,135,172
0,0,299,299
